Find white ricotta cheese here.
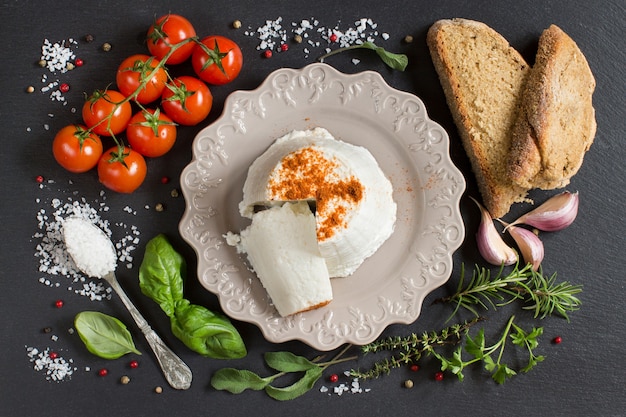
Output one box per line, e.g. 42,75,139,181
235,201,332,317
239,127,396,277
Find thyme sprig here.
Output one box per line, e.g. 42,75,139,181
435,262,582,321
351,317,484,380
352,315,544,384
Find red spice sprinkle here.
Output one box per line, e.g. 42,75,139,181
54,299,64,308
329,33,338,42
75,58,84,67
49,351,59,360
410,364,420,372
59,83,70,93
129,360,139,369
329,373,339,383
434,371,444,381
263,49,273,58
553,336,563,344
280,43,289,52
98,368,108,377
36,175,45,183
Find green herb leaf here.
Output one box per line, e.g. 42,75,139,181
465,328,486,360
264,367,323,401
171,299,246,359
139,234,185,316
211,368,272,393
139,234,247,359
264,351,318,373
492,364,517,384
74,311,141,359
358,41,409,71
317,41,408,71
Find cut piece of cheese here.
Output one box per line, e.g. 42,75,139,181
234,201,333,317
239,127,396,277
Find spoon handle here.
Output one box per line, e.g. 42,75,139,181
105,272,192,390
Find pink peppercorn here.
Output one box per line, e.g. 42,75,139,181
59,83,70,93
434,371,444,381
280,43,289,52
553,336,563,344
98,368,108,377
329,33,338,42
49,352,58,360
36,175,45,183
54,299,64,308
75,58,84,67
263,50,272,58
329,373,339,383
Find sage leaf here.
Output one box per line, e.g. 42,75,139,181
265,367,323,401
211,368,272,393
139,234,185,316
171,299,247,359
264,351,318,373
74,311,141,359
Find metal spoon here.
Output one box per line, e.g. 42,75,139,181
63,217,192,390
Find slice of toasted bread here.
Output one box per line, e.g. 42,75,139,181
427,18,532,218
508,25,596,189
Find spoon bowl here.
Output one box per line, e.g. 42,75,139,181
62,216,192,390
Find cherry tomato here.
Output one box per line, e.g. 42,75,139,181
98,146,147,193
161,76,212,126
126,109,177,157
52,125,103,173
146,14,196,65
116,54,167,104
82,90,132,136
192,36,243,85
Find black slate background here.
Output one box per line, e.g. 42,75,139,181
1,1,624,416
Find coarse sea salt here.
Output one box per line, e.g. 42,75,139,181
25,346,77,382
33,189,141,301
38,38,78,105
63,217,117,278
319,373,370,396
246,16,391,60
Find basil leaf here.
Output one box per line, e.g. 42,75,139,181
74,311,141,359
211,368,272,393
171,299,247,359
264,351,317,372
139,234,185,317
265,367,323,401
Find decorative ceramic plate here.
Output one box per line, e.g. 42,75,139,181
179,63,465,351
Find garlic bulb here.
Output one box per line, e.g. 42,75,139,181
508,191,579,232
470,197,518,266
505,224,544,271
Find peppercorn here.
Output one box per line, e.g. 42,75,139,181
170,189,179,198
404,35,414,44
129,360,139,369
410,364,420,372
294,34,303,44
43,327,52,333
59,83,70,93
232,20,242,29
26,86,35,93
98,368,108,377
36,175,45,183
102,42,112,52
54,299,64,308
404,379,414,389
434,371,444,381
120,375,130,385
155,203,164,212
49,352,59,360
38,59,47,68
84,34,94,43
155,386,163,394
263,49,273,58
75,58,84,67
280,43,289,52
553,336,563,344
329,33,338,42
66,62,75,71
329,373,339,383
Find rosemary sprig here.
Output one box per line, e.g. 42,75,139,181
436,262,582,321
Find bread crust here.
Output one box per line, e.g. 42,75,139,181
508,25,596,189
427,18,531,218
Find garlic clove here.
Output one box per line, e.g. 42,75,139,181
505,224,544,271
508,191,579,232
470,197,518,266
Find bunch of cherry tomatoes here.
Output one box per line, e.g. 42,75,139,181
52,14,243,193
